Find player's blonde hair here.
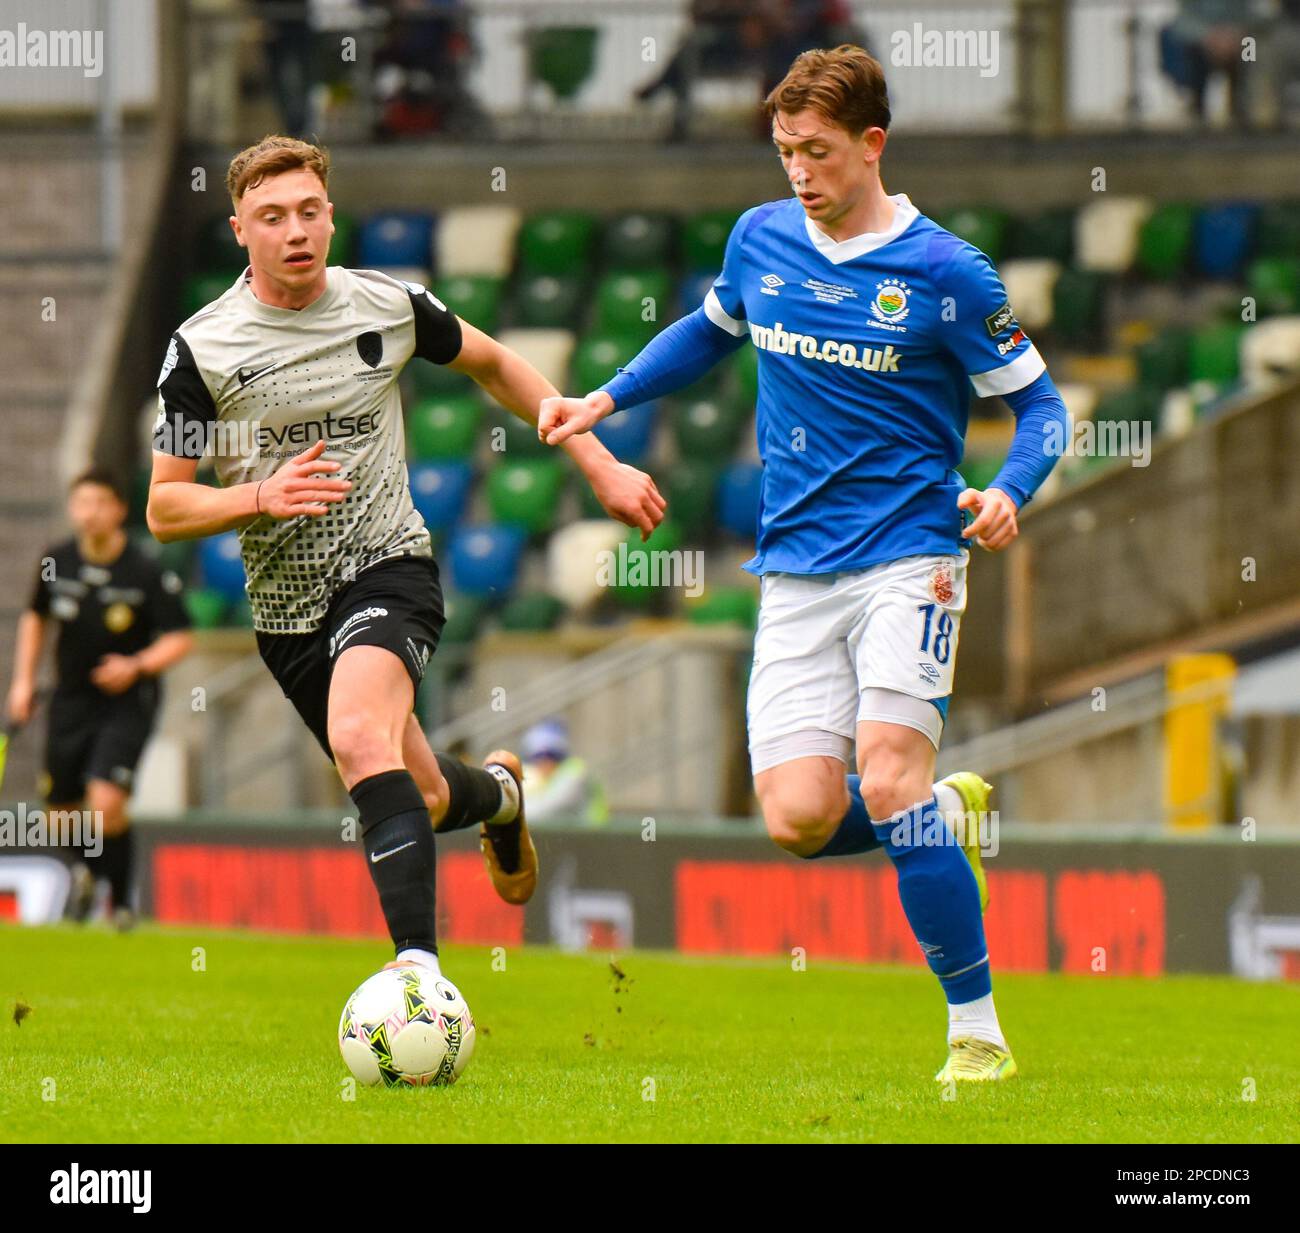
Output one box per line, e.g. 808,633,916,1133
226,135,331,204
764,45,892,136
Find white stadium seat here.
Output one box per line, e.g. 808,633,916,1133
1074,197,1154,272
496,328,575,391
547,520,627,611
437,206,523,277
1001,259,1063,332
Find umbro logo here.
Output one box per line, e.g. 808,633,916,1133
237,363,277,387
760,273,784,296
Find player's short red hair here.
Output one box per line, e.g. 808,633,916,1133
764,45,892,136
226,134,330,204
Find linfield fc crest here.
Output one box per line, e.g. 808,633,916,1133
356,331,383,368
929,561,955,605
870,278,911,325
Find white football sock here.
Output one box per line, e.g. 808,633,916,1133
396,948,441,975
933,782,969,843
947,993,1005,1048
484,763,520,825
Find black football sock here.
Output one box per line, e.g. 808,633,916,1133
101,830,133,911
350,769,438,956
435,755,521,873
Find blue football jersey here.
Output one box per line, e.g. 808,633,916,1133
706,194,1045,575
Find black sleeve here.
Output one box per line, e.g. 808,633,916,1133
154,332,217,458
145,564,192,635
28,554,51,616
406,283,463,365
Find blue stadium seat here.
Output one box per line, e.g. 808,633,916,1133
678,270,717,315
1193,204,1257,279
358,212,436,271
408,461,473,532
592,400,658,465
448,525,526,600
198,532,247,603
716,462,762,539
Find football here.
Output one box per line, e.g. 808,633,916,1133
338,966,476,1088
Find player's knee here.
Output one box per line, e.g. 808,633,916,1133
328,713,396,779
761,790,840,857
860,761,930,824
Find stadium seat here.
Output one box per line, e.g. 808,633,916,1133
1074,197,1153,272
130,530,195,581
437,206,522,278
1255,201,1300,259
1240,315,1300,387
1091,385,1163,435
1188,321,1246,384
1247,257,1300,316
602,211,675,269
407,356,475,399
376,266,432,291
196,212,245,273
1135,326,1191,393
408,461,474,532
486,459,567,535
526,26,599,100
227,599,255,629
448,524,526,600
733,344,759,406
1193,203,1257,279
198,533,247,604
407,395,481,462
358,211,436,270
182,272,239,319
1055,381,1100,427
673,393,749,458
434,275,503,332
571,332,640,394
1049,268,1108,346
687,586,758,629
515,273,585,329
609,520,683,609
185,588,229,630
498,328,575,391
1007,206,1075,263
959,455,1002,492
546,519,625,610
1000,259,1062,332
440,592,488,645
490,405,550,458
592,399,658,465
595,270,673,341
664,459,719,539
498,591,566,632
329,209,358,264
716,462,763,539
678,270,717,315
1136,203,1195,279
683,209,740,272
517,210,599,276
940,205,1010,264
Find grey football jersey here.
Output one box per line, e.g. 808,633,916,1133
154,266,462,634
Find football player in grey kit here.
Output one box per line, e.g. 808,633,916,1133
150,136,667,978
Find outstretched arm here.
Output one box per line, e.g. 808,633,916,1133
448,319,666,540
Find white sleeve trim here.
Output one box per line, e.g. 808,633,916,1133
969,344,1046,398
704,286,748,338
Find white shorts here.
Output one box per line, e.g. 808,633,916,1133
746,552,969,774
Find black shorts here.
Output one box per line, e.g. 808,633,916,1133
43,681,161,803
255,555,445,761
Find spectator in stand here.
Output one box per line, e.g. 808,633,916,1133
519,718,608,827
1159,0,1267,126
256,0,314,138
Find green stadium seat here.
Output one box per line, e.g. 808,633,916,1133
1050,268,1108,346
1254,201,1300,259
733,344,759,406
182,272,240,319
1247,257,1300,316
407,358,475,399
185,588,228,630
489,406,550,459
517,210,599,276
1008,206,1075,263
959,455,1002,492
1092,385,1163,435
1136,203,1195,279
486,459,566,534
664,460,720,539
498,591,566,632
196,213,244,273
526,26,599,100
687,586,758,629
329,209,358,264
602,211,675,269
407,395,481,462
227,599,255,629
673,393,749,458
940,206,1010,264
594,270,673,340
609,520,682,609
515,273,585,329
440,593,488,645
1188,322,1246,384
434,275,503,332
571,332,641,394
683,209,740,272
1135,327,1190,392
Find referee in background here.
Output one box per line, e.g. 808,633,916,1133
5,469,195,928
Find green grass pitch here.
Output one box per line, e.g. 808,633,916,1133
2,922,1297,1143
